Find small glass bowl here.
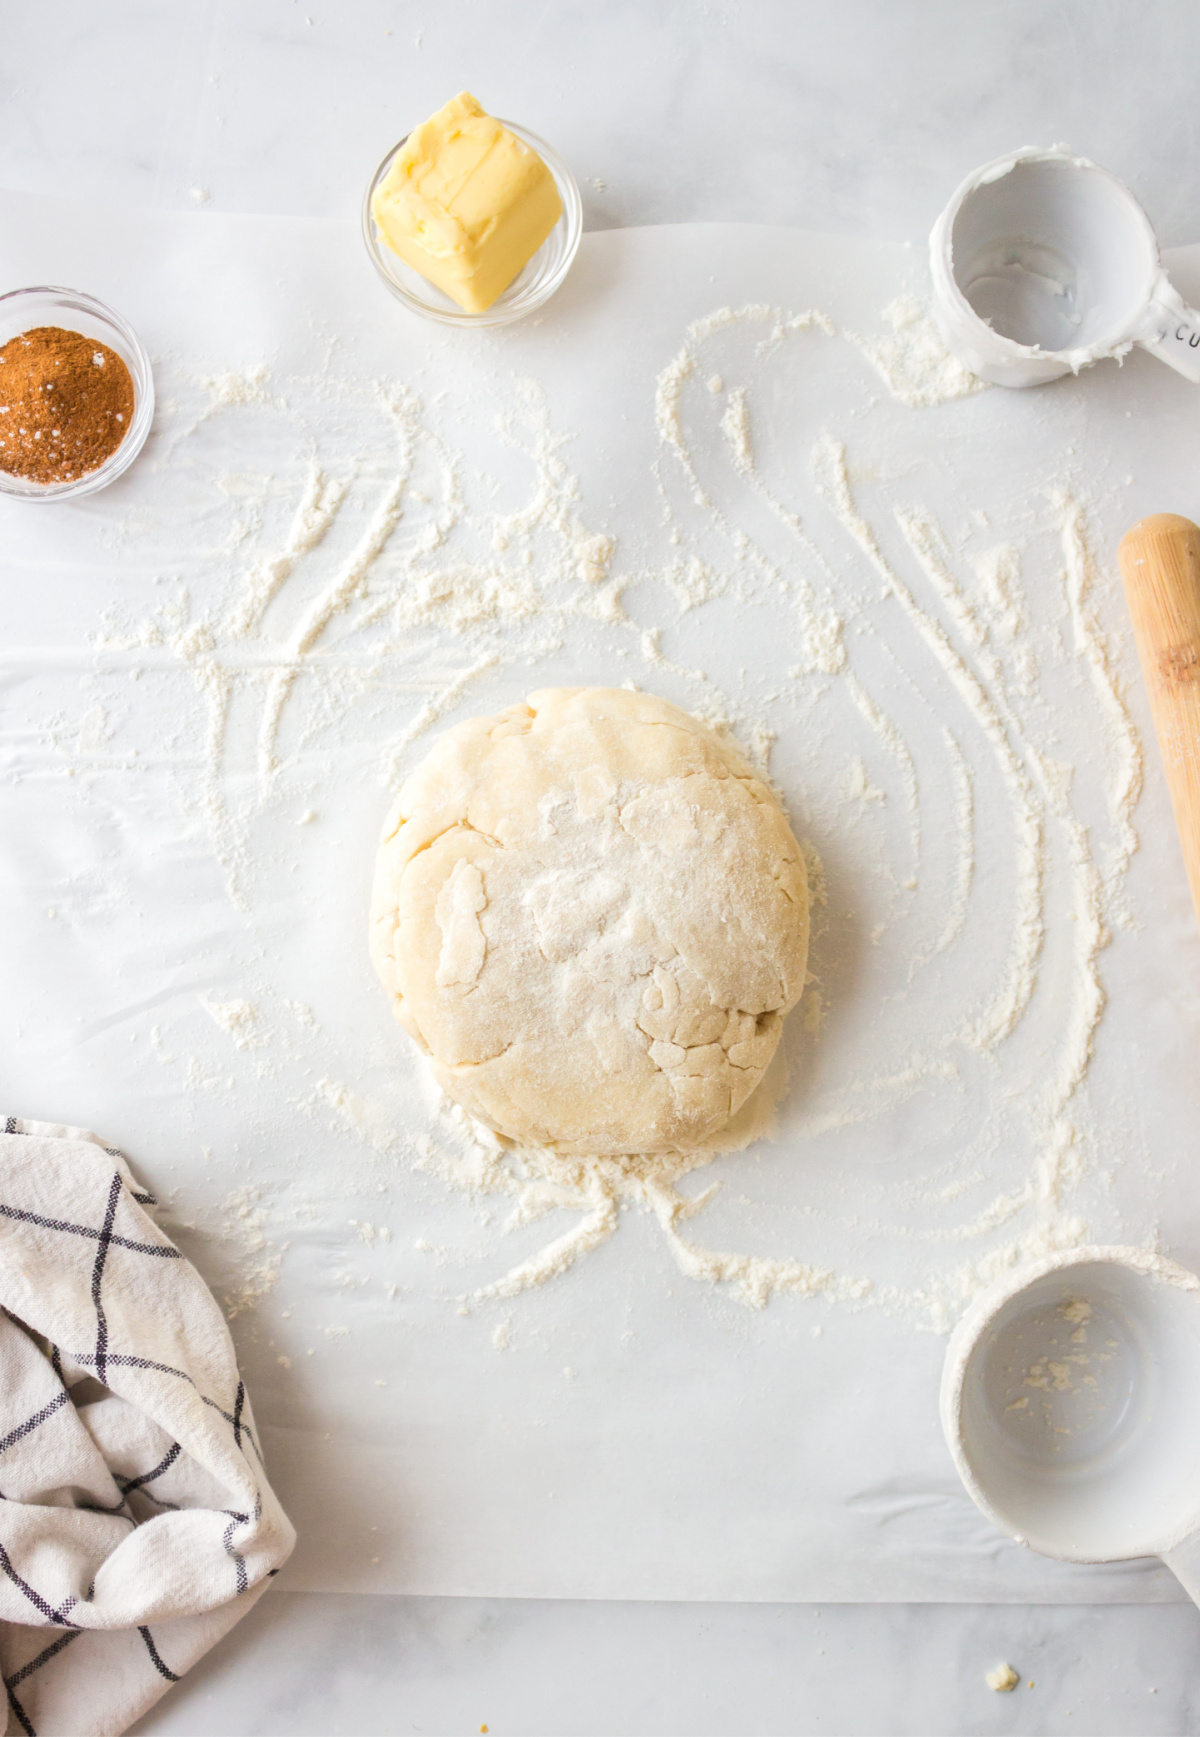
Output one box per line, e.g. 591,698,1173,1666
362,122,582,328
0,287,154,501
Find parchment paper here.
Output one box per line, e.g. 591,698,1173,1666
1,189,1198,1601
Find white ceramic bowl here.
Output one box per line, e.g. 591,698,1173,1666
941,1245,1200,1604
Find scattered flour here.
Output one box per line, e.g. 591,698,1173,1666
847,294,989,408
216,1185,282,1316
258,477,407,784
314,1077,403,1156
349,1219,393,1245
224,466,347,640
638,301,1143,1326
200,996,263,1050
194,363,271,411
1052,486,1143,922
815,437,1047,1057
76,298,1147,1329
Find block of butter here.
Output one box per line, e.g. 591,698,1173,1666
372,92,563,314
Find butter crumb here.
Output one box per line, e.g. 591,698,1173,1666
986,1663,1020,1693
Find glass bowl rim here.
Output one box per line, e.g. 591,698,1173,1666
0,285,155,501
361,119,582,328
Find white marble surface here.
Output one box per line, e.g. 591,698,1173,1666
5,1,1200,1731
4,0,1200,246
125,1591,1200,1736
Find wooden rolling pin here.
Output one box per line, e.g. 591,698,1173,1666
1117,513,1200,934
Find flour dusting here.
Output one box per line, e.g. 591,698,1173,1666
68,289,1149,1332
848,294,989,408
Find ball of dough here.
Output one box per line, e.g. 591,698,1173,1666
369,687,809,1156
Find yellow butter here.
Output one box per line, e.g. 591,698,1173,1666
372,92,563,314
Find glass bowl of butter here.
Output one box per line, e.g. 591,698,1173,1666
363,95,582,328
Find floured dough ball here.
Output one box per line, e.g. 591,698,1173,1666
369,687,809,1156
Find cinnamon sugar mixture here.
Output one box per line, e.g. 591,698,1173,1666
0,325,134,484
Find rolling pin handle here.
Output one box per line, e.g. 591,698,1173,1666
1117,513,1200,937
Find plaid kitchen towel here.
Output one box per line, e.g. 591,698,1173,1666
0,1118,295,1737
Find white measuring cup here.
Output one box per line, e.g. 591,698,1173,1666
929,146,1200,387
941,1246,1200,1604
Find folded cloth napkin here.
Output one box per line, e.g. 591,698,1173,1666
0,1118,295,1737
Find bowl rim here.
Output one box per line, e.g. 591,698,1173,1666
361,119,582,328
939,1243,1200,1563
0,285,155,501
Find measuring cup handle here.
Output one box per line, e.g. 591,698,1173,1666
1162,1532,1200,1608
1137,277,1200,382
